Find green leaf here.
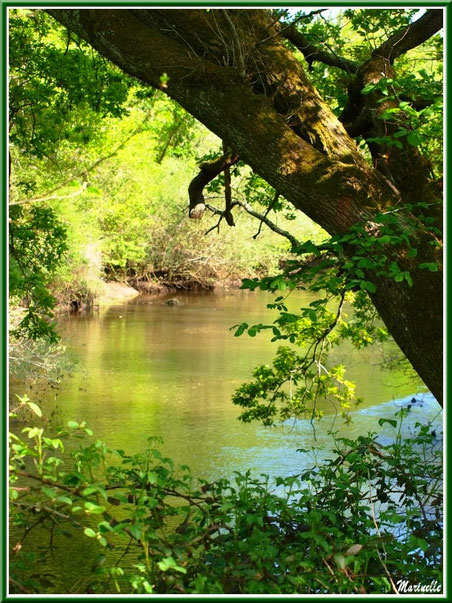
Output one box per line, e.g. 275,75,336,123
84,528,97,538
419,262,439,272
97,521,113,533
233,323,248,337
361,83,376,95
360,281,376,293
42,486,56,499
147,471,159,484
143,580,153,593
158,556,187,574
87,185,101,195
407,132,422,147
378,418,397,428
130,524,142,540
67,420,79,429
26,402,42,417
393,128,408,138
84,501,105,514
15,394,30,404
82,486,99,496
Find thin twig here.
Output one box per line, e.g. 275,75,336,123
253,192,279,240
368,474,400,594
257,9,326,47
9,577,32,594
222,9,246,76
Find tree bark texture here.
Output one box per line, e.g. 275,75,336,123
46,9,443,404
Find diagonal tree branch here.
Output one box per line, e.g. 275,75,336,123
10,182,88,207
281,25,358,73
373,8,443,63
235,199,300,250
205,199,300,251
257,9,327,48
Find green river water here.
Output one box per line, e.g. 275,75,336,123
40,289,440,479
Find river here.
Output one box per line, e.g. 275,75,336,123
39,289,441,480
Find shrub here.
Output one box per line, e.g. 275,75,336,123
9,410,442,594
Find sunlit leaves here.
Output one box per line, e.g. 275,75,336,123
9,205,68,342
233,202,439,422
9,416,443,594
9,10,131,159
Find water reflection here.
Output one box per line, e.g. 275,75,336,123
40,289,440,481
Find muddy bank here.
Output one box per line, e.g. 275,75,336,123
59,275,245,315
129,274,243,294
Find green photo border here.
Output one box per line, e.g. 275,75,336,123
1,1,449,601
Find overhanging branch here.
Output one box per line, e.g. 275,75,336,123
188,153,240,220
11,112,152,206
205,199,300,251
281,26,358,73
373,9,443,63
236,200,300,250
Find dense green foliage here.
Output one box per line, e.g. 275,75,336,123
9,205,67,341
9,9,308,342
9,8,132,338
10,408,442,594
298,8,443,175
9,10,130,161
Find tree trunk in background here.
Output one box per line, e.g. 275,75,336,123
47,9,443,404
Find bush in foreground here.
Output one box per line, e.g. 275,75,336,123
9,408,442,594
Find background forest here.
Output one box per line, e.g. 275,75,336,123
10,8,322,336
8,7,443,596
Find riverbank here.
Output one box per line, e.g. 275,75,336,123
57,273,245,314
98,281,140,304
128,273,244,295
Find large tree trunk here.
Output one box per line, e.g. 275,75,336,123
46,9,443,404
